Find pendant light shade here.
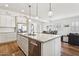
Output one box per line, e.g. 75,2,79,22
35,16,39,19
48,3,53,17
35,3,39,20
48,11,53,17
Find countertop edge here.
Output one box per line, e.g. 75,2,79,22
18,33,61,43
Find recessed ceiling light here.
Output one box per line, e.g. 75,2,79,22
5,4,8,7
21,10,24,12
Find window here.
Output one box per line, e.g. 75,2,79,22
17,24,27,33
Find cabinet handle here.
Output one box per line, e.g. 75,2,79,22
30,41,38,46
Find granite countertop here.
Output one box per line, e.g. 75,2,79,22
18,33,61,43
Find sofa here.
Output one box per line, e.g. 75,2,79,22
68,33,79,45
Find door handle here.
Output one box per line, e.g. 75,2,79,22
30,41,38,46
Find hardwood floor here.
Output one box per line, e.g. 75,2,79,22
0,41,25,56
61,42,79,56
0,41,79,56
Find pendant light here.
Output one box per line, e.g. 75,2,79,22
35,3,39,20
48,3,53,17
28,5,31,22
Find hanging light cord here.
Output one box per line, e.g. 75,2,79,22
29,5,31,19
36,3,38,16
49,3,52,11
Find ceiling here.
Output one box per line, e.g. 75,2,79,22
0,3,79,22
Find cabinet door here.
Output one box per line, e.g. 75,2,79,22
28,39,41,56
0,33,16,43
54,37,61,56
17,35,28,55
0,15,15,27
17,35,22,47
21,36,28,55
0,15,6,26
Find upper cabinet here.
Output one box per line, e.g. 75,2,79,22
0,15,15,27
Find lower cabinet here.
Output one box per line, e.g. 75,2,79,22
17,35,28,55
0,33,16,43
28,38,41,56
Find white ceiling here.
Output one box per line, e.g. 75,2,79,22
0,3,79,21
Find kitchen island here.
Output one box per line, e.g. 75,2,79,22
17,33,61,56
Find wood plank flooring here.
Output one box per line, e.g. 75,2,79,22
0,41,79,56
61,42,79,56
0,41,25,56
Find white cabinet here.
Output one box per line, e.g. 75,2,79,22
54,37,61,55
0,15,15,32
0,15,15,27
17,35,28,55
41,37,61,56
0,33,16,43
0,28,15,32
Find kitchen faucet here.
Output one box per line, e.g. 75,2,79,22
30,24,35,35
32,24,34,35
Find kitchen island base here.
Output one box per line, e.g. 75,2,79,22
17,33,61,56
